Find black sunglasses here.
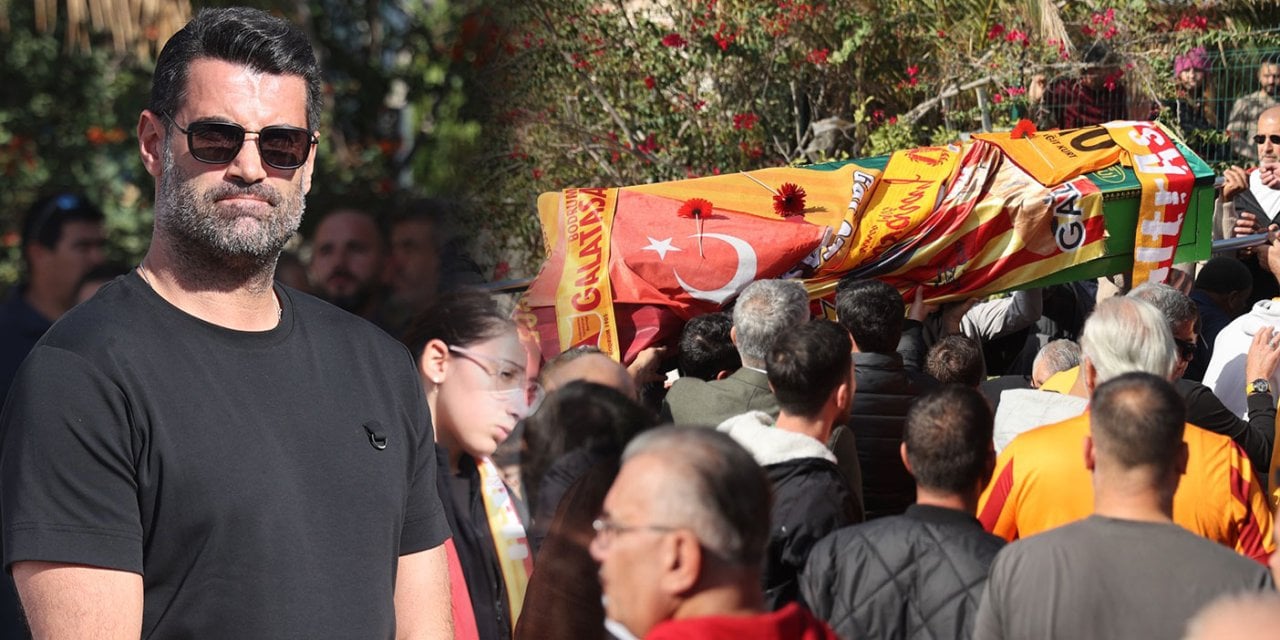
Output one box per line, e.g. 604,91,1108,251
166,115,317,170
1253,134,1280,145
1174,337,1197,361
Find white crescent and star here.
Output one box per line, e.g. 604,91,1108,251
642,233,759,304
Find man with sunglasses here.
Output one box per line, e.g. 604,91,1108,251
0,8,452,639
0,192,107,403
1222,106,1280,303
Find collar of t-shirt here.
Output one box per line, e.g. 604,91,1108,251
1249,170,1280,217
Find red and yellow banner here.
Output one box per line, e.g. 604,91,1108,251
552,188,619,358
1103,121,1195,286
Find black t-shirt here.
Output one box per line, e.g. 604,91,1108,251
0,272,449,638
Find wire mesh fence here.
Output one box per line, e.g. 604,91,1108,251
931,34,1280,169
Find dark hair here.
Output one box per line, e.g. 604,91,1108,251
903,385,994,493
624,426,772,567
678,312,740,380
390,196,452,230
401,289,513,355
310,207,389,248
1090,372,1186,475
22,192,105,259
1194,256,1252,295
522,381,657,513
925,335,986,387
767,319,852,419
834,277,904,354
150,7,323,131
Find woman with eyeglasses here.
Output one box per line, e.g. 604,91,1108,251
403,290,539,640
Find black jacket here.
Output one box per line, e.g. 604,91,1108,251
852,352,935,519
718,413,860,610
800,504,1005,640
1177,378,1275,475
437,449,512,640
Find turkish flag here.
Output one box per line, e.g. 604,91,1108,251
608,189,828,318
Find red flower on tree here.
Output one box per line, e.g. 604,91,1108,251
644,76,656,89
806,48,829,65
773,183,807,217
678,197,714,219
661,33,687,47
733,112,759,130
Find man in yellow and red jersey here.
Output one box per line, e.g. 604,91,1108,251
978,296,1274,562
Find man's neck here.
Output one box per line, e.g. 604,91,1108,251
773,413,831,444
1092,470,1175,524
141,238,281,331
915,487,977,514
22,279,71,323
671,572,763,623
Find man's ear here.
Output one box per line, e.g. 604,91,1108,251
1082,358,1099,395
899,442,912,476
1083,435,1096,471
1174,441,1189,476
836,376,854,413
418,338,450,387
729,326,738,348
138,110,168,178
659,530,702,596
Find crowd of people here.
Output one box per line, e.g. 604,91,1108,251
4,6,1280,640
1030,44,1279,164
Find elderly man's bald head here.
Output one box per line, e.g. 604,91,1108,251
540,347,636,398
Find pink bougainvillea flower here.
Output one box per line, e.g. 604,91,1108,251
773,183,807,217
987,23,1005,40
907,64,920,76
992,92,1004,104
661,33,687,47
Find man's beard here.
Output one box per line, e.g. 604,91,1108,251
155,144,304,275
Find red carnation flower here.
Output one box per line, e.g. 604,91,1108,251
1011,118,1037,139
678,197,714,219
773,183,807,217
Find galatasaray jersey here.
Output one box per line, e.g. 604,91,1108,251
978,411,1274,563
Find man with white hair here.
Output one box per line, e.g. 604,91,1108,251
661,279,809,425
590,427,838,639
974,373,1272,639
977,296,1274,561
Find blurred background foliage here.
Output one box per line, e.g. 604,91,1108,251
2,0,1279,286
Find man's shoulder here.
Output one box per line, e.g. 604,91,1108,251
1006,412,1088,453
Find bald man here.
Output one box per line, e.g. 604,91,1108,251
1222,105,1280,303
539,346,636,398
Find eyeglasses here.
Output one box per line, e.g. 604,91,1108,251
1174,337,1197,361
1253,134,1280,145
166,114,317,170
447,345,545,415
591,517,678,548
